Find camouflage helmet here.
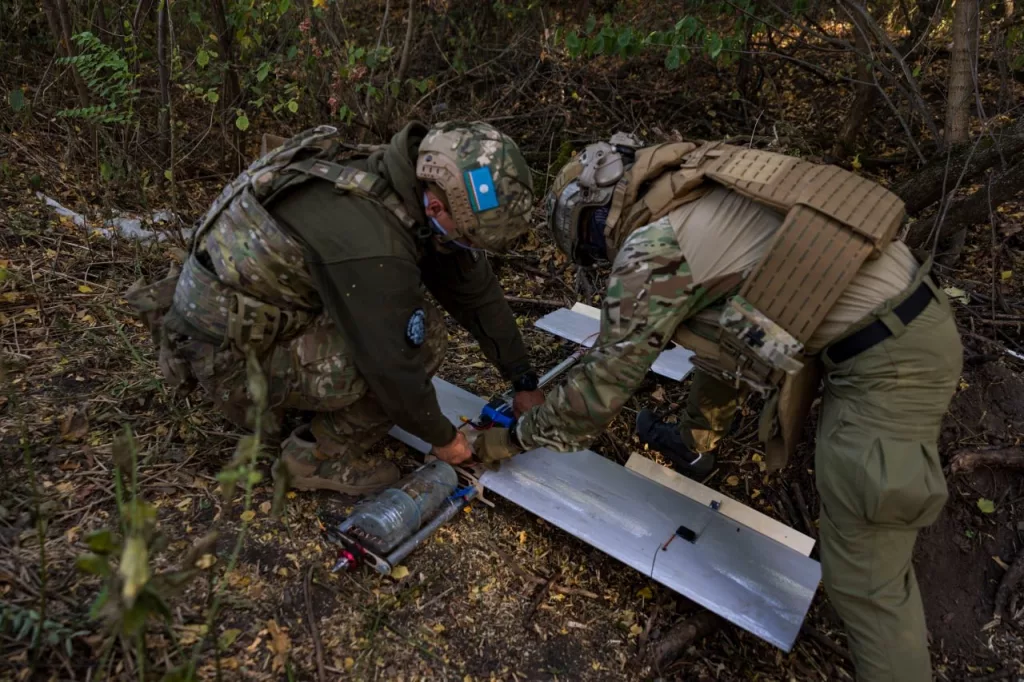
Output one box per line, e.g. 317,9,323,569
416,121,534,252
545,132,642,263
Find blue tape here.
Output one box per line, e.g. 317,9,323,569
464,167,499,213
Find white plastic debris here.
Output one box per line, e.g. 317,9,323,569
37,193,193,243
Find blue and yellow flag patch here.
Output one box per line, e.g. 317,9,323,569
464,167,500,213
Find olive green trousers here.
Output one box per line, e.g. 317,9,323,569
677,278,962,682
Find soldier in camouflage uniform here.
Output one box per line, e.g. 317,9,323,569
127,121,543,496
471,135,963,682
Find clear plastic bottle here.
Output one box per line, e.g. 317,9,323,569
340,461,458,555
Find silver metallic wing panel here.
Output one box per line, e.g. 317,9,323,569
534,306,695,381
388,378,820,651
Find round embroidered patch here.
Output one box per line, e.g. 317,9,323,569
406,308,427,347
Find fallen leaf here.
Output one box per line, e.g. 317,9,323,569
432,623,446,633
259,501,271,514
977,498,996,514
629,623,643,637
1001,270,1013,281
636,586,653,600
993,555,1010,571
219,628,242,649
266,620,290,673
943,286,970,305
78,284,93,293
390,565,410,580
725,475,740,487
651,386,666,402
240,510,256,522
195,554,216,569
518,530,527,544
59,407,89,442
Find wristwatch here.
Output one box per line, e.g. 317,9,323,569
511,371,539,393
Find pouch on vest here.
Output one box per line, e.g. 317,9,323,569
125,267,197,395
716,295,804,394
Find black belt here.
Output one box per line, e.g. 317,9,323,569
825,281,935,365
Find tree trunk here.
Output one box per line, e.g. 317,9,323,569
895,115,1024,214
40,0,91,108
832,0,877,159
209,0,243,170
945,0,979,145
156,0,171,168
905,158,1024,249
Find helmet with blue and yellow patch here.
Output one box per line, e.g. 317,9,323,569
416,121,534,252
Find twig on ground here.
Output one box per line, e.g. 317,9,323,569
950,448,1024,474
304,565,327,682
995,547,1024,621
800,625,855,666
646,611,721,670
970,667,1014,682
504,295,566,308
790,482,818,541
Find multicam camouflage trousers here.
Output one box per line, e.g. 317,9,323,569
676,275,962,682
180,302,448,458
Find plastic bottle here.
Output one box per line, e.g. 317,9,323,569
339,461,458,555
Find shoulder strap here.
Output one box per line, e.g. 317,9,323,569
282,157,417,230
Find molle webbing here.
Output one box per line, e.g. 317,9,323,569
704,149,905,344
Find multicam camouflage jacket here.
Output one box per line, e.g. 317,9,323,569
516,217,725,452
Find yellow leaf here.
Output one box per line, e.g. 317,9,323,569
286,491,297,499
518,530,527,544
266,620,291,673
390,565,410,580
751,453,763,462
240,510,256,522
78,284,93,293
629,624,643,637
851,154,862,170
119,536,151,607
312,0,326,7
344,657,355,671
592,661,601,670
726,475,740,486
636,586,653,600
432,623,446,633
1001,270,1013,281
196,554,216,569
259,501,271,514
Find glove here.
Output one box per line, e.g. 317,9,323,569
474,427,524,468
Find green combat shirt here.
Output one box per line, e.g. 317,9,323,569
266,122,532,447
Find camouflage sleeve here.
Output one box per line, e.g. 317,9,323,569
516,217,714,453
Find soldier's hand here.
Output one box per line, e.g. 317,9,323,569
432,431,474,466
474,427,523,465
512,389,545,418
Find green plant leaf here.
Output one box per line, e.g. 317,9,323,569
197,49,210,67
257,62,271,82
978,498,996,514
75,553,111,576
287,100,298,113
206,89,220,103
665,47,681,70
585,14,596,34
709,33,724,59
86,529,118,554
235,114,250,131
219,628,242,649
89,586,110,620
121,602,148,637
8,89,26,112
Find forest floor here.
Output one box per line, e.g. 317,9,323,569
4,41,1024,682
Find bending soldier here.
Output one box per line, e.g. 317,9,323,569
468,134,963,682
128,121,542,496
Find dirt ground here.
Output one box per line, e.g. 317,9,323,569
3,188,1024,680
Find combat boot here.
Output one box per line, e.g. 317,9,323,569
635,409,715,481
277,424,399,496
